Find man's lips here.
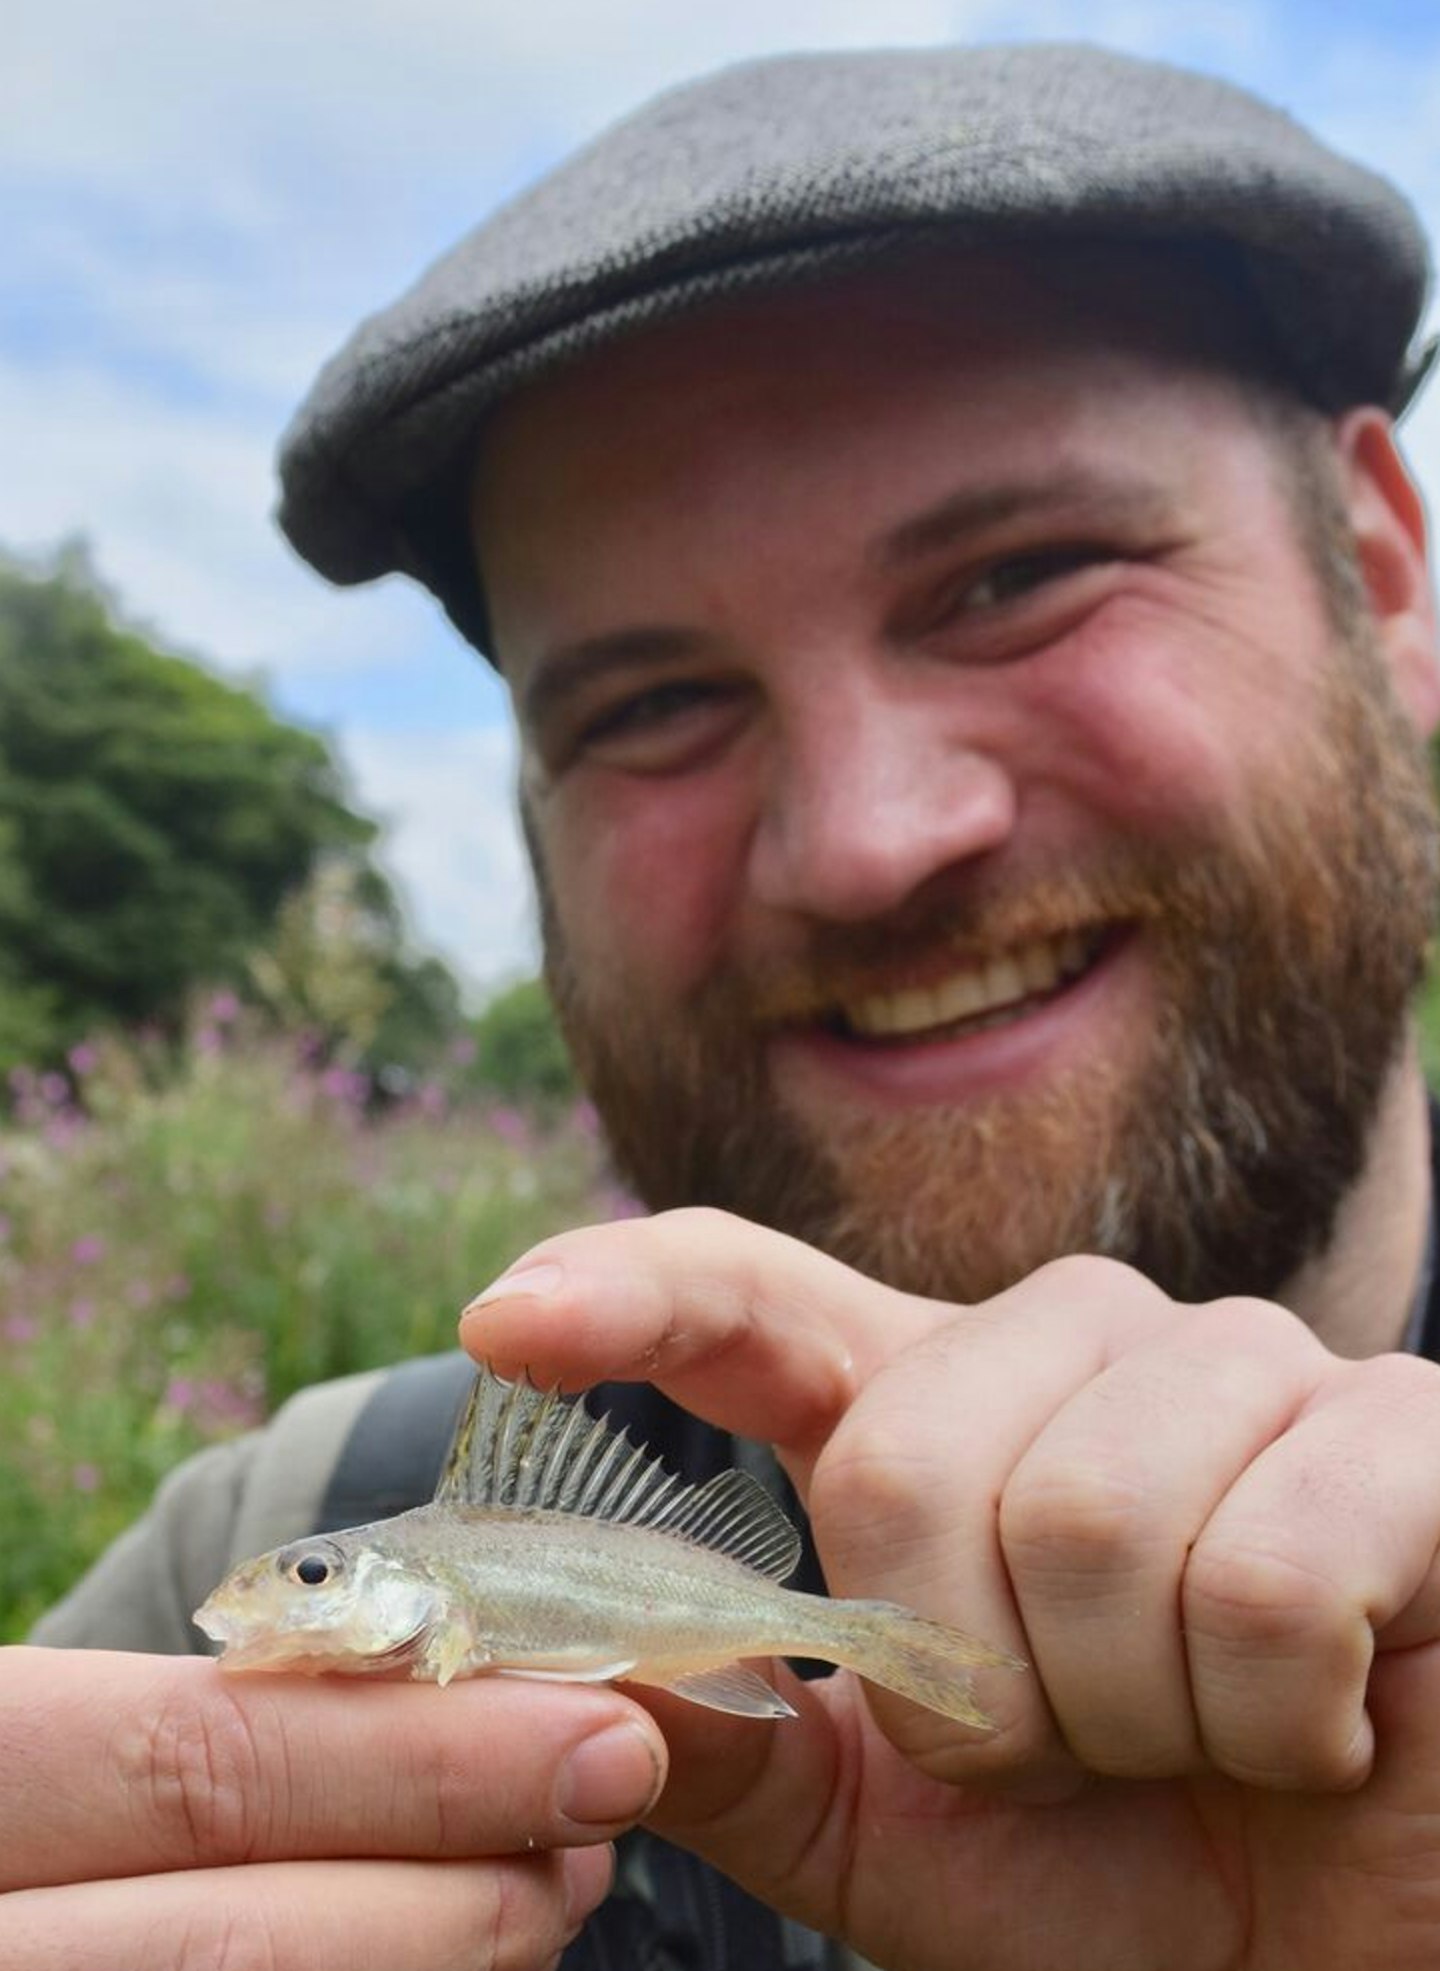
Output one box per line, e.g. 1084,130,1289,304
815,925,1110,1044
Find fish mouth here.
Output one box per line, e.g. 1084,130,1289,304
194,1601,429,1676
816,924,1114,1044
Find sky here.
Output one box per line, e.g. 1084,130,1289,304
6,0,1440,995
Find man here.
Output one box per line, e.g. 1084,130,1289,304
13,41,1440,1971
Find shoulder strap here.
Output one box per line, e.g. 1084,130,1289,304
314,1352,473,1531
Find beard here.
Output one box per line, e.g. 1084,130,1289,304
538,621,1438,1308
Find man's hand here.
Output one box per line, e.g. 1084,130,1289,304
462,1208,1440,1971
0,1648,665,1970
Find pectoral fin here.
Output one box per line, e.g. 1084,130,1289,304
419,1619,483,1688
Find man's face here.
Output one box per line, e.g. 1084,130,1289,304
473,252,1438,1305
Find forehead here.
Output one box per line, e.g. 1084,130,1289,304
471,244,1283,648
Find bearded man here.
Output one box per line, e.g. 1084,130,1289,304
16,43,1440,1971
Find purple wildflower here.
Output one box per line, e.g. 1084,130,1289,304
199,1378,263,1428
487,1105,529,1148
164,1375,198,1414
72,1463,100,1494
321,1065,371,1107
208,990,241,1024
70,1235,106,1266
44,1114,85,1153
67,1041,99,1077
3,1313,39,1343
68,1298,97,1330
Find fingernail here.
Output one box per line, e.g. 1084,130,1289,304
464,1260,565,1312
563,1842,617,1928
557,1720,664,1828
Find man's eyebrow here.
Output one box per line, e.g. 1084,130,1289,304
518,472,1176,723
519,625,710,729
873,470,1175,569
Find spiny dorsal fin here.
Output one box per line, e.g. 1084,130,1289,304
436,1364,802,1583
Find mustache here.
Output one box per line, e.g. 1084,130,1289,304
724,854,1180,1023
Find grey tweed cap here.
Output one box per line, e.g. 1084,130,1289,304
276,42,1434,661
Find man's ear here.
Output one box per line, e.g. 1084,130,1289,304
1333,405,1440,736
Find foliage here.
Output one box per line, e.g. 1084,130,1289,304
248,860,463,1075
0,548,457,1074
467,975,578,1110
0,1015,626,1639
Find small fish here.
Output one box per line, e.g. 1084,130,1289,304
195,1364,1018,1724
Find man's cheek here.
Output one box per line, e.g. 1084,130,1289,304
553,807,745,992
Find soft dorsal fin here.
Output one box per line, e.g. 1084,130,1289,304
435,1364,802,1583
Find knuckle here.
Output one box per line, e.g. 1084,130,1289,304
158,1900,281,1971
1195,1293,1325,1360
1024,1252,1159,1309
653,1204,742,1251
469,1858,520,1971
1000,1455,1161,1581
427,1738,503,1856
810,1405,940,1548
132,1684,272,1867
1183,1534,1343,1652
1345,1346,1440,1413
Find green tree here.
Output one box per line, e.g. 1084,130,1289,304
468,976,577,1109
0,547,457,1071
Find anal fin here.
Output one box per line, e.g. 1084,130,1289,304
638,1662,796,1719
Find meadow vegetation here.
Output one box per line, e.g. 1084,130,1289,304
0,1008,620,1638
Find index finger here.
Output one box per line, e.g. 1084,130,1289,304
458,1207,943,1470
0,1648,666,1892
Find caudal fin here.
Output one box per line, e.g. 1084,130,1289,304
824,1598,1022,1728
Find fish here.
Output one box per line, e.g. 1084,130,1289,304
194,1363,1019,1725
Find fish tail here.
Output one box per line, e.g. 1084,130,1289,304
821,1598,1021,1729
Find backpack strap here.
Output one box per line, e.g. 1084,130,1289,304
314,1351,473,1530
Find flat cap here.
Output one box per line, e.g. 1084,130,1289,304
277,41,1434,660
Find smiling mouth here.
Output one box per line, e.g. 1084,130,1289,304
821,926,1112,1044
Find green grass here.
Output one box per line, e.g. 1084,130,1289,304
0,1021,624,1638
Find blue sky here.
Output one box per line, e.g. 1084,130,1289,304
6,0,1440,990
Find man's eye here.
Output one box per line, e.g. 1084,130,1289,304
960,546,1111,612
580,680,726,745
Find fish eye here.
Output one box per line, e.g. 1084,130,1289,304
278,1540,345,1589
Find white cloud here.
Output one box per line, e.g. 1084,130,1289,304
0,361,464,687
339,723,536,993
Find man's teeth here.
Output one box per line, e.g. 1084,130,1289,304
846,931,1094,1038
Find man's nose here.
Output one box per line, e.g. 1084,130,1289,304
745,685,1018,923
